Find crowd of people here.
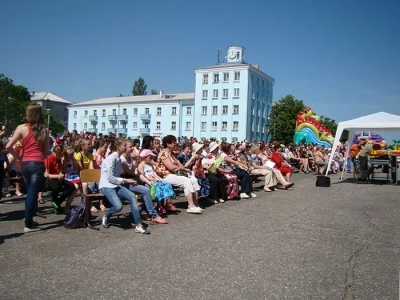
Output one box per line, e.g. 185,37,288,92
2,103,365,235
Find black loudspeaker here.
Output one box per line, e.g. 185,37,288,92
316,175,331,187
390,155,397,184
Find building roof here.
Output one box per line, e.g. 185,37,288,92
31,92,72,104
68,93,195,107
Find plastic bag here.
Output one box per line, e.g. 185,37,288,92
150,185,156,200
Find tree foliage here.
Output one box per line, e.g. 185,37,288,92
0,74,31,134
43,109,66,134
151,89,158,95
268,95,305,144
132,77,147,96
319,116,337,136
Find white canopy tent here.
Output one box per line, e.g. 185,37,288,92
325,112,400,178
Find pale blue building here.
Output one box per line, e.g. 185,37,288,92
68,46,274,142
67,92,195,139
193,46,274,142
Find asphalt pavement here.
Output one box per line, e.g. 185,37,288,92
0,173,399,300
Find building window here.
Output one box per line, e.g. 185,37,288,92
212,106,218,115
171,122,176,130
73,123,77,130
267,82,270,91
172,107,177,115
234,88,240,98
233,121,239,130
222,121,227,130
145,108,149,114
203,74,208,84
222,105,228,114
222,89,228,98
185,122,191,130
213,73,219,83
83,123,87,130
212,89,218,99
233,105,239,114
201,122,207,131
256,92,259,101
234,72,240,81
112,109,116,115
186,107,192,115
223,73,229,82
156,122,161,130
133,122,137,129
122,108,127,115
211,122,217,131
102,122,105,130
144,123,149,129
202,90,208,99
102,109,106,117
251,74,254,83
133,108,138,116
73,111,77,118
221,137,227,142
93,110,97,116
84,110,88,117
232,137,238,142
257,77,259,86
122,123,127,129
262,80,265,88
202,106,207,115
157,107,161,116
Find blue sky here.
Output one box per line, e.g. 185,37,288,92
1,0,399,140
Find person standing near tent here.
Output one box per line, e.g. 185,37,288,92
357,140,373,180
347,142,361,173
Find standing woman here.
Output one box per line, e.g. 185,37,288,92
6,103,49,233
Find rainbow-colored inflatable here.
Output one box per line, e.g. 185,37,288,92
293,107,334,148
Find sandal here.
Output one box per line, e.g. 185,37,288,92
165,201,177,212
152,216,168,224
140,212,152,221
90,206,99,213
100,204,108,212
38,198,45,204
157,205,167,215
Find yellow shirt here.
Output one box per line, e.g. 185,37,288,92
74,152,93,170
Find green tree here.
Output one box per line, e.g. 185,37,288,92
132,77,147,96
268,95,305,144
319,116,337,135
151,89,158,95
0,74,31,135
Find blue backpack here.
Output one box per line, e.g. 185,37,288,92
63,203,85,229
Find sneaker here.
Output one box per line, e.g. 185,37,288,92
32,221,39,227
219,199,225,203
240,193,250,199
197,206,204,212
187,206,203,214
102,215,110,228
135,225,150,234
51,202,60,215
249,192,257,198
24,227,41,233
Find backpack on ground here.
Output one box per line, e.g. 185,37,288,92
64,203,85,229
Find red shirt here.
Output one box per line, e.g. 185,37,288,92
45,154,62,175
22,124,45,162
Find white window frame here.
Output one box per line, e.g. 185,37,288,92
221,121,227,131
222,89,228,98
83,123,87,130
234,72,240,81
102,109,106,117
213,73,219,83
212,89,218,99
222,105,228,114
145,108,149,114
122,108,127,115
172,107,177,115
185,122,191,130
73,111,77,118
73,123,77,130
112,109,116,115
156,121,161,130
234,88,240,98
211,121,217,131
202,90,208,99
212,106,218,115
233,105,239,114
133,122,137,129
202,106,207,115
101,122,105,130
133,108,138,116
157,107,161,116
171,121,176,130
223,73,229,82
84,110,88,117
203,74,208,84
186,107,192,115
201,122,207,131
93,110,97,116
233,121,239,130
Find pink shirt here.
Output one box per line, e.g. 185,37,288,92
93,151,105,169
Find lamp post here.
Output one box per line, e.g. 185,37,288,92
46,109,51,129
